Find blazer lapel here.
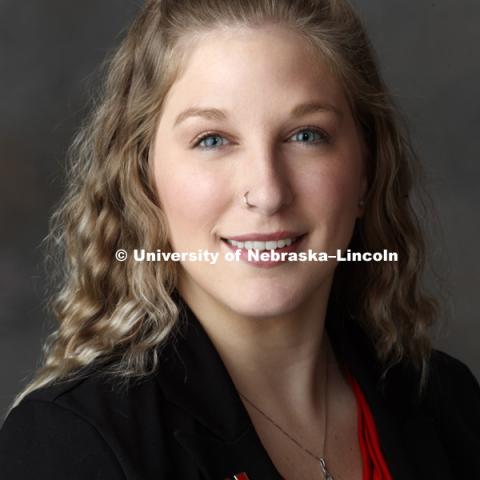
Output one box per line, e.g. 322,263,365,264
173,428,282,479
156,294,283,480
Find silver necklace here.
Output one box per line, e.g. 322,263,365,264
238,346,334,480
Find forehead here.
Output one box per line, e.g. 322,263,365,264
163,24,347,113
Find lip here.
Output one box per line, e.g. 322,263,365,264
221,230,305,242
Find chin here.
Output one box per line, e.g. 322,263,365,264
220,284,308,320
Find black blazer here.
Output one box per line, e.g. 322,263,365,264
1,295,480,479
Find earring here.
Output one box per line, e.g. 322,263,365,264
243,191,254,208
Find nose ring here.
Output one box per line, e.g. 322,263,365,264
243,191,254,208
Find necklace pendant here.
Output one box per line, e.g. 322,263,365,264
319,458,334,480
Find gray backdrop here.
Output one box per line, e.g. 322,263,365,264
1,0,479,424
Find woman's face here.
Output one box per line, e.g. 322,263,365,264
153,25,367,318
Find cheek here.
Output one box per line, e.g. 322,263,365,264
296,154,363,248
154,161,227,242
299,163,361,212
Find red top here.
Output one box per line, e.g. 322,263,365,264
346,371,393,480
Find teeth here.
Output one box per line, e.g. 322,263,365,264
226,237,297,250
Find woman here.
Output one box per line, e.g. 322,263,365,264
1,0,479,478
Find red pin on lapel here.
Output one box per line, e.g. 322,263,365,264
233,473,250,480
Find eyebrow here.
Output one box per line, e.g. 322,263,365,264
173,101,343,127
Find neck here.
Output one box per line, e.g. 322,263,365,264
177,277,336,422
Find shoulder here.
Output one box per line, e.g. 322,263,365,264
5,365,167,430
382,347,480,425
0,383,127,479
420,349,480,429
0,369,167,479
427,349,480,396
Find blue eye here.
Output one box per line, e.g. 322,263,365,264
193,127,330,151
289,128,330,146
195,134,230,150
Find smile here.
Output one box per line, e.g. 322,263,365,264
223,236,303,251
220,233,307,268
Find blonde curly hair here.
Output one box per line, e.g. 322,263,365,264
10,0,439,413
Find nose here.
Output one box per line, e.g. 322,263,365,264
242,147,294,216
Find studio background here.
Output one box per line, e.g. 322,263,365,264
1,0,479,425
